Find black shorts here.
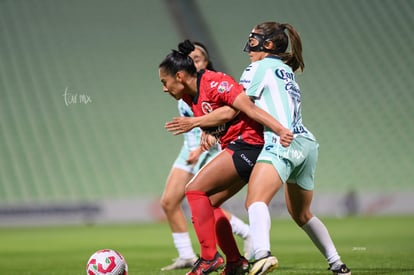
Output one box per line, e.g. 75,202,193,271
225,140,263,183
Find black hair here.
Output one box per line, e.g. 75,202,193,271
159,40,197,76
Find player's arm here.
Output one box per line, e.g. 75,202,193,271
232,93,293,147
165,106,238,135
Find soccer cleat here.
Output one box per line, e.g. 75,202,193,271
220,256,249,275
186,252,225,275
329,263,351,275
243,234,254,261
161,257,197,271
248,253,278,275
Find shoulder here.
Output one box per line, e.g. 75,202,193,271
201,70,241,93
242,61,260,73
201,70,234,83
241,60,267,79
240,61,262,87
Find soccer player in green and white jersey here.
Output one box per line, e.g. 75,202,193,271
238,22,351,275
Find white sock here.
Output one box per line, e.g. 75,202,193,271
301,216,342,265
172,232,196,259
248,202,271,259
230,215,250,239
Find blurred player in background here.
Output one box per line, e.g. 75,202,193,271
160,42,252,271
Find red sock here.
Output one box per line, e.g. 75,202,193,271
213,207,241,262
185,190,217,260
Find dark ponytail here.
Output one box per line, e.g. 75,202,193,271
280,23,304,72
159,40,197,76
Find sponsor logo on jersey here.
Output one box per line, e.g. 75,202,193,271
201,101,213,114
275,68,295,82
204,124,227,139
239,78,251,85
240,153,254,167
265,143,304,160
200,101,227,138
285,82,301,101
293,125,307,134
217,81,233,93
210,81,219,88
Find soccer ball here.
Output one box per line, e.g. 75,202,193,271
86,249,128,275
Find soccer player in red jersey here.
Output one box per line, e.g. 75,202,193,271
159,40,292,275
160,42,253,271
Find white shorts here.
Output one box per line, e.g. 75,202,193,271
257,136,319,190
173,144,220,175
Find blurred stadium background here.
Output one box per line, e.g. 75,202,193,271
0,0,413,226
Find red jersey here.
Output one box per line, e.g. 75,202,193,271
183,70,263,148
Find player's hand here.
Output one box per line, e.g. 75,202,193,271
200,132,217,151
165,117,197,135
187,147,202,165
279,128,294,147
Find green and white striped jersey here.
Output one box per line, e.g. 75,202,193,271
239,56,315,143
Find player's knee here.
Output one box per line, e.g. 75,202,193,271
160,196,174,212
159,197,167,211
289,211,313,227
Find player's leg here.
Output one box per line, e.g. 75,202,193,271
285,138,350,275
285,183,350,274
185,150,241,273
206,172,249,275
223,209,253,260
161,167,193,233
246,162,282,275
284,182,313,225
160,166,197,270
187,141,263,274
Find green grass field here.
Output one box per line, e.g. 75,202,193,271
1,216,413,274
